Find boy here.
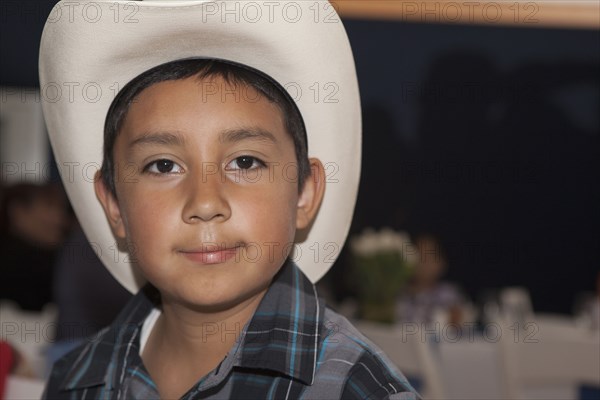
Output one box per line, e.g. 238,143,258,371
40,1,419,399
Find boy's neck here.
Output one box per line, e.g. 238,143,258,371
161,289,267,349
141,287,269,398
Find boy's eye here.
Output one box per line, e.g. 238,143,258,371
145,159,183,174
226,156,265,170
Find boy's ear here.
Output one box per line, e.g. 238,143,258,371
296,158,326,230
94,171,126,239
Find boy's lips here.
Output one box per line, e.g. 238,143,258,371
178,243,243,265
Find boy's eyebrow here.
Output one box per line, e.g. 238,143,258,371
129,128,277,148
219,127,278,144
130,132,186,147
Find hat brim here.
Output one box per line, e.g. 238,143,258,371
39,0,361,292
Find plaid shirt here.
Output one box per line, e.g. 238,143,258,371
44,261,419,399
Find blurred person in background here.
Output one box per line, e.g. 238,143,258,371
48,223,132,366
0,182,132,373
396,234,468,326
0,183,70,310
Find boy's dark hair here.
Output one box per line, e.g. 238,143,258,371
100,58,310,195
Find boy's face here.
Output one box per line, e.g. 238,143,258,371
95,75,322,311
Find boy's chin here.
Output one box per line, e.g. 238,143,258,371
159,279,273,314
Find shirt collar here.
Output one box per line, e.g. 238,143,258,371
59,260,323,391
238,260,323,385
59,285,158,392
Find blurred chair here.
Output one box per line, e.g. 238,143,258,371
501,314,600,399
353,320,444,399
0,300,57,379
434,337,510,399
499,286,535,327
4,376,45,400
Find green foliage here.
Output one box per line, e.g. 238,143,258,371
352,250,414,311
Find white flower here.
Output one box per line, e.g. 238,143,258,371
350,228,417,264
379,227,398,252
396,232,411,249
403,242,419,265
361,229,380,255
351,228,376,255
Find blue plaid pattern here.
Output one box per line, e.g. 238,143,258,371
44,261,419,399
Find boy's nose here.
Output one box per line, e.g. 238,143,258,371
182,168,231,223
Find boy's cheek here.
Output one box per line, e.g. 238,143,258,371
268,162,302,186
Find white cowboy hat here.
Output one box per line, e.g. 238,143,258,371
39,0,361,293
